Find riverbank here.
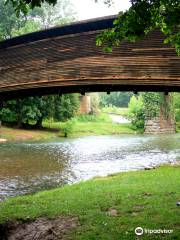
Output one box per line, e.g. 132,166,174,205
44,113,136,137
0,114,136,141
0,165,179,239
1,118,179,142
0,126,58,141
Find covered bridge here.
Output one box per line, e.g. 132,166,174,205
0,15,180,100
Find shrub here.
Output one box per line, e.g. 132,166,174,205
128,95,145,130
61,119,76,137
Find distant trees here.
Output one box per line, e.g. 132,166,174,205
99,92,132,108
0,0,75,39
0,0,27,40
29,0,76,29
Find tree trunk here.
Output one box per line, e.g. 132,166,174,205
17,118,23,128
35,117,43,129
0,100,2,128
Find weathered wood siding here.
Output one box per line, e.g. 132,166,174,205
0,16,180,99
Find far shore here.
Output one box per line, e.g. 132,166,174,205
0,120,137,142
0,126,59,142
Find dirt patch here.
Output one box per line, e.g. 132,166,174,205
106,208,118,217
0,216,78,240
133,205,144,210
141,192,153,197
0,127,57,141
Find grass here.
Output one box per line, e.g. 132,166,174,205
43,113,136,138
102,107,129,117
0,114,136,141
62,121,135,137
0,166,179,239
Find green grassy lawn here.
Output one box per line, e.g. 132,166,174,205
43,113,136,137
0,166,179,239
59,121,135,137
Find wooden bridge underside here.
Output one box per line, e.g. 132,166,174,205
0,16,180,100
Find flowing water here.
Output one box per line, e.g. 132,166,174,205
0,134,180,201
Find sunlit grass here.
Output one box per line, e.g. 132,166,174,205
0,166,179,239
43,113,136,137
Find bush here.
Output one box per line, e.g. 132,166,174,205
128,95,145,130
54,94,80,122
175,109,180,122
61,119,76,137
174,93,180,122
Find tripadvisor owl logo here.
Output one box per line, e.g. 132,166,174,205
135,227,144,236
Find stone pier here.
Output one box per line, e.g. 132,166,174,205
145,113,175,134
79,96,91,114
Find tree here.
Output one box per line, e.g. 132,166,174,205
29,0,76,29
0,97,53,127
97,0,180,55
0,0,75,40
7,0,112,16
0,0,27,40
53,94,80,121
99,92,132,107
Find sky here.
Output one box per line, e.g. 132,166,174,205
71,0,131,20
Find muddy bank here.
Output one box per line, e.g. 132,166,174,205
0,216,78,240
0,126,58,142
